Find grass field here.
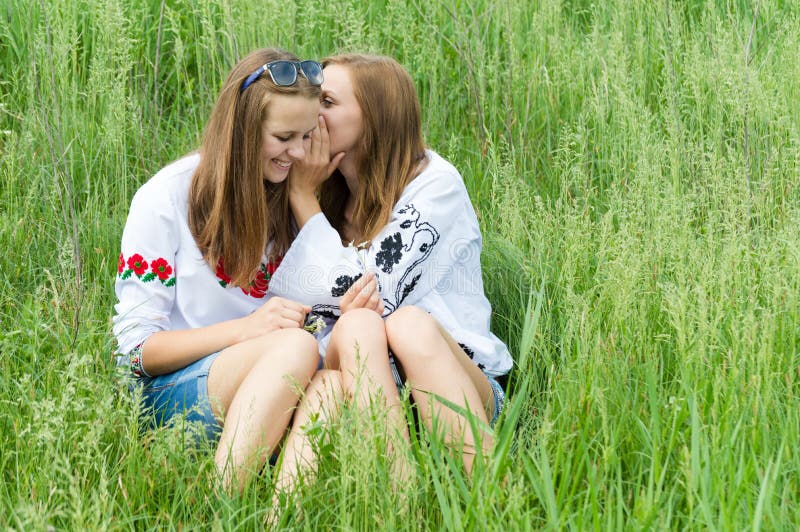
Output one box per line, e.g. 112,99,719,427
2,0,800,528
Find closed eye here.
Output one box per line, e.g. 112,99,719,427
277,126,316,142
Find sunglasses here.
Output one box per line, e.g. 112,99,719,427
240,60,323,93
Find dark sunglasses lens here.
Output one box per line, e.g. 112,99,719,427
268,61,297,86
300,61,324,85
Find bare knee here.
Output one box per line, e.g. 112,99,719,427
385,306,441,361
280,327,319,356
385,306,434,340
334,308,386,337
328,308,387,365
253,328,319,381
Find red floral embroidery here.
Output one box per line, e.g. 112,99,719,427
243,267,269,298
215,256,282,299
215,259,233,287
151,258,173,281
118,252,175,286
128,343,148,377
266,256,282,275
127,254,148,276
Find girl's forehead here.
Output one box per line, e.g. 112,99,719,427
322,65,354,94
263,94,319,131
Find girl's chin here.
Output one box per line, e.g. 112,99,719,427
264,167,291,184
264,173,289,184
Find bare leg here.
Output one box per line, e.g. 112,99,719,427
273,369,344,494
385,306,494,473
324,309,407,442
325,309,412,483
207,328,319,493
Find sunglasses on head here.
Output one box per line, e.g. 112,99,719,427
240,60,323,93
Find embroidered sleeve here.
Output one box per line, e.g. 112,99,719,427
112,182,180,355
270,164,479,317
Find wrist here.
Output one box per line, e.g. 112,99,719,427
287,179,315,197
229,316,249,345
289,192,322,229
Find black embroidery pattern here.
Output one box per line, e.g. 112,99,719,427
398,273,420,307
311,305,340,320
383,204,440,313
458,343,476,359
375,233,403,273
324,203,440,316
457,343,485,370
331,273,362,297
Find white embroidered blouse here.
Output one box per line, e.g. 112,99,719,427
268,150,513,377
112,153,284,374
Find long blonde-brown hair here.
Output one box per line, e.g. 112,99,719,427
319,54,426,243
189,48,320,286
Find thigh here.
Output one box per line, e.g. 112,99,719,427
433,323,496,421
206,329,318,421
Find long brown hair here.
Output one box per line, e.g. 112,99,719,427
319,54,426,243
189,48,320,286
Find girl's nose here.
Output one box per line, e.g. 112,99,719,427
287,138,306,160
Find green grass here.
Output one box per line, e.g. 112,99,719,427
3,0,800,528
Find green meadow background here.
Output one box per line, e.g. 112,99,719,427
2,0,800,528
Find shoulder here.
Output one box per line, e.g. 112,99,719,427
418,150,462,183
423,150,461,177
130,153,200,214
398,150,470,205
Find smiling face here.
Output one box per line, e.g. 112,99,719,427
261,93,320,183
319,64,363,167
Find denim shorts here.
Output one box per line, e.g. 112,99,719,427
485,376,505,425
137,351,222,441
389,355,505,426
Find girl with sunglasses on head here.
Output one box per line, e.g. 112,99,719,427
113,47,343,494
268,54,512,481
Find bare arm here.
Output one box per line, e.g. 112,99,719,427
142,297,310,376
